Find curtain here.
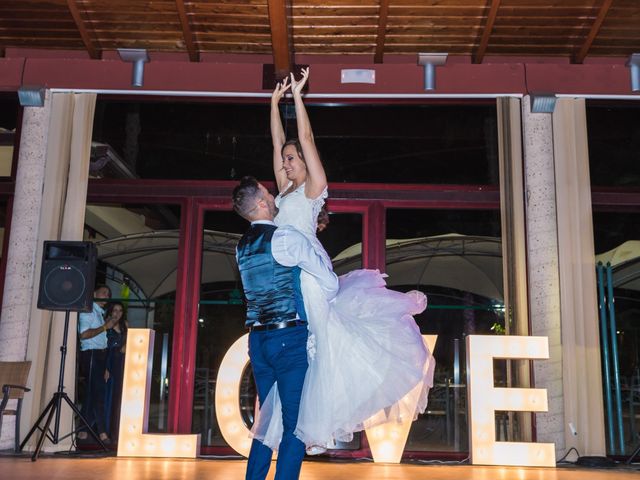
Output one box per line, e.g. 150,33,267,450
21,92,96,451
553,98,606,456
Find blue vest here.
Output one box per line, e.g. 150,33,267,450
237,223,307,328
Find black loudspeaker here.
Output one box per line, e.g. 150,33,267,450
37,241,97,312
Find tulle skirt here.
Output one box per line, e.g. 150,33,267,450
251,269,435,451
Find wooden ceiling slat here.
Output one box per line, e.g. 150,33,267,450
588,36,640,46
574,0,614,63
0,37,88,47
384,25,593,36
267,0,291,78
374,0,389,63
194,25,272,34
190,4,269,15
87,31,186,39
292,7,380,16
387,6,597,16
474,0,500,64
388,16,594,28
175,0,199,61
0,28,90,39
66,0,100,58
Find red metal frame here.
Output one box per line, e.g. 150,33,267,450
84,176,640,457
85,178,502,454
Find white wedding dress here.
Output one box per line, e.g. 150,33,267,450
251,182,435,451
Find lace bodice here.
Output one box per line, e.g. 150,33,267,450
274,182,328,237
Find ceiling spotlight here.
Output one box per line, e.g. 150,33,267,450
417,53,448,91
627,53,640,92
117,48,150,88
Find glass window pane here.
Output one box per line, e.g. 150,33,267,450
0,95,20,177
91,100,498,185
592,210,640,455
587,102,640,187
81,202,181,437
386,208,504,452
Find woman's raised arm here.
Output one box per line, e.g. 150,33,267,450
291,68,327,199
271,78,290,193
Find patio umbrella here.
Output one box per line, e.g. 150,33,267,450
96,230,242,299
333,234,504,301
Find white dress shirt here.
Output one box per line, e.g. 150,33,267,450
248,220,339,300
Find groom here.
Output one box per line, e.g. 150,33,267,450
232,176,338,480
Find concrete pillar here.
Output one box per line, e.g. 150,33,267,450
521,95,566,456
0,93,51,449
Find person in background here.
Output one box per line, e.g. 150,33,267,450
103,301,127,442
77,284,116,444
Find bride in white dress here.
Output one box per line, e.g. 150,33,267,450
251,68,435,452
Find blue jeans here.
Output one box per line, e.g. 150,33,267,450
246,325,308,480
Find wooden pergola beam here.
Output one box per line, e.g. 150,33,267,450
175,0,199,62
66,0,100,59
374,0,390,64
574,0,613,64
267,0,292,78
474,0,501,64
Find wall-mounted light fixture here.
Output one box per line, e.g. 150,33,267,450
17,86,45,107
117,48,150,88
417,53,448,91
340,69,376,84
627,53,640,92
530,94,557,114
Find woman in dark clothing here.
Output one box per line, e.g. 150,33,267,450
103,301,127,441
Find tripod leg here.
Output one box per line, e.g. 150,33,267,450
19,395,57,452
61,393,107,451
31,396,59,461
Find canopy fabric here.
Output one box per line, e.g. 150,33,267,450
333,234,504,301
596,240,640,291
96,230,241,299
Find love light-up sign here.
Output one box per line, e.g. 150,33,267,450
118,331,554,467
117,329,200,458
466,335,555,467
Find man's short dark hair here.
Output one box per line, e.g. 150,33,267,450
95,284,111,296
232,176,262,220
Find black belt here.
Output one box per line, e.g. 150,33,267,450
249,320,307,332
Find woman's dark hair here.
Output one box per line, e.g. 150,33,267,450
281,139,305,164
106,301,127,338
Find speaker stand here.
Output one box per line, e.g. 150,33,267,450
20,310,108,461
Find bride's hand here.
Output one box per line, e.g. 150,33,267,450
272,77,290,104
290,67,309,96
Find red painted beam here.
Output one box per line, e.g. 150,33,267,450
1,54,635,97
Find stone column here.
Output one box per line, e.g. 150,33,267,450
0,93,51,449
521,95,566,457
